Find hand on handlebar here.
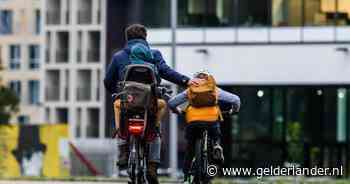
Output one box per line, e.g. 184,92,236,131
170,107,185,115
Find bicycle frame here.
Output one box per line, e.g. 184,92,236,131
191,130,212,184
128,135,147,184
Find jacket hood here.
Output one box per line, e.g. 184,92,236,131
127,39,153,61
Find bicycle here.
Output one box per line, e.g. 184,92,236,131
187,108,234,184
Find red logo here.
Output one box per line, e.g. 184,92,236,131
127,95,134,103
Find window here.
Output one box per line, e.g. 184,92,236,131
143,0,170,27
304,0,336,26
272,0,303,26
178,0,235,27
29,45,40,69
9,45,21,70
0,10,13,34
18,115,30,124
218,86,350,169
337,0,350,25
35,10,41,34
29,80,40,105
9,80,21,97
238,0,270,26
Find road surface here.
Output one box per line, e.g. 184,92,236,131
0,181,181,184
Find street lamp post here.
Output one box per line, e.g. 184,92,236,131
170,0,178,179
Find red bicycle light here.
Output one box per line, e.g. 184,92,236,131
128,119,145,135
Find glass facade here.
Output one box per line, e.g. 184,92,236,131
143,0,350,27
176,86,350,171
178,0,235,27
272,0,303,26
143,0,170,28
217,86,350,169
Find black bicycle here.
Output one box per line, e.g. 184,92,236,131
188,108,234,184
116,64,172,184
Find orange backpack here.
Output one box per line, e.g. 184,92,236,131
186,75,223,123
187,75,217,107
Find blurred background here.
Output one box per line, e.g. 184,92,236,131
0,0,349,180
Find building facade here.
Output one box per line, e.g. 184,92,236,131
143,0,350,174
43,0,106,138
0,0,43,124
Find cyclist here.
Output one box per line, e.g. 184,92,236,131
104,24,200,183
168,71,241,183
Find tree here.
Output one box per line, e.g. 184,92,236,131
0,68,19,124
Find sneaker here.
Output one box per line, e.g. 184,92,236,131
213,144,224,164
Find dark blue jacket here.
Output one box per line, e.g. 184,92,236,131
104,39,190,94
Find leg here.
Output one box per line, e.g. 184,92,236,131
114,99,129,169
183,124,196,181
113,99,121,130
156,99,166,127
147,136,161,184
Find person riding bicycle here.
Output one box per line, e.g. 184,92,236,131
168,71,241,183
104,24,200,183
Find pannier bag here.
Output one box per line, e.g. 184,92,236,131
122,81,152,111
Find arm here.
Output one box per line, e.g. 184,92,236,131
104,55,119,94
217,88,241,112
152,50,190,87
168,90,188,113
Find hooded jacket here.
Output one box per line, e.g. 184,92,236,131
104,39,190,94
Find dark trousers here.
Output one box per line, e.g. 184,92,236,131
183,122,221,175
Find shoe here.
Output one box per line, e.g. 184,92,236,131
213,144,224,164
146,161,159,184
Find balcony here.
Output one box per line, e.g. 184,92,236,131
78,10,92,24
46,11,60,25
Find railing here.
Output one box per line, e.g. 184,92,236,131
46,11,60,25
77,10,92,24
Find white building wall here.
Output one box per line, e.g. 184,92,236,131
43,0,106,139
149,28,350,85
